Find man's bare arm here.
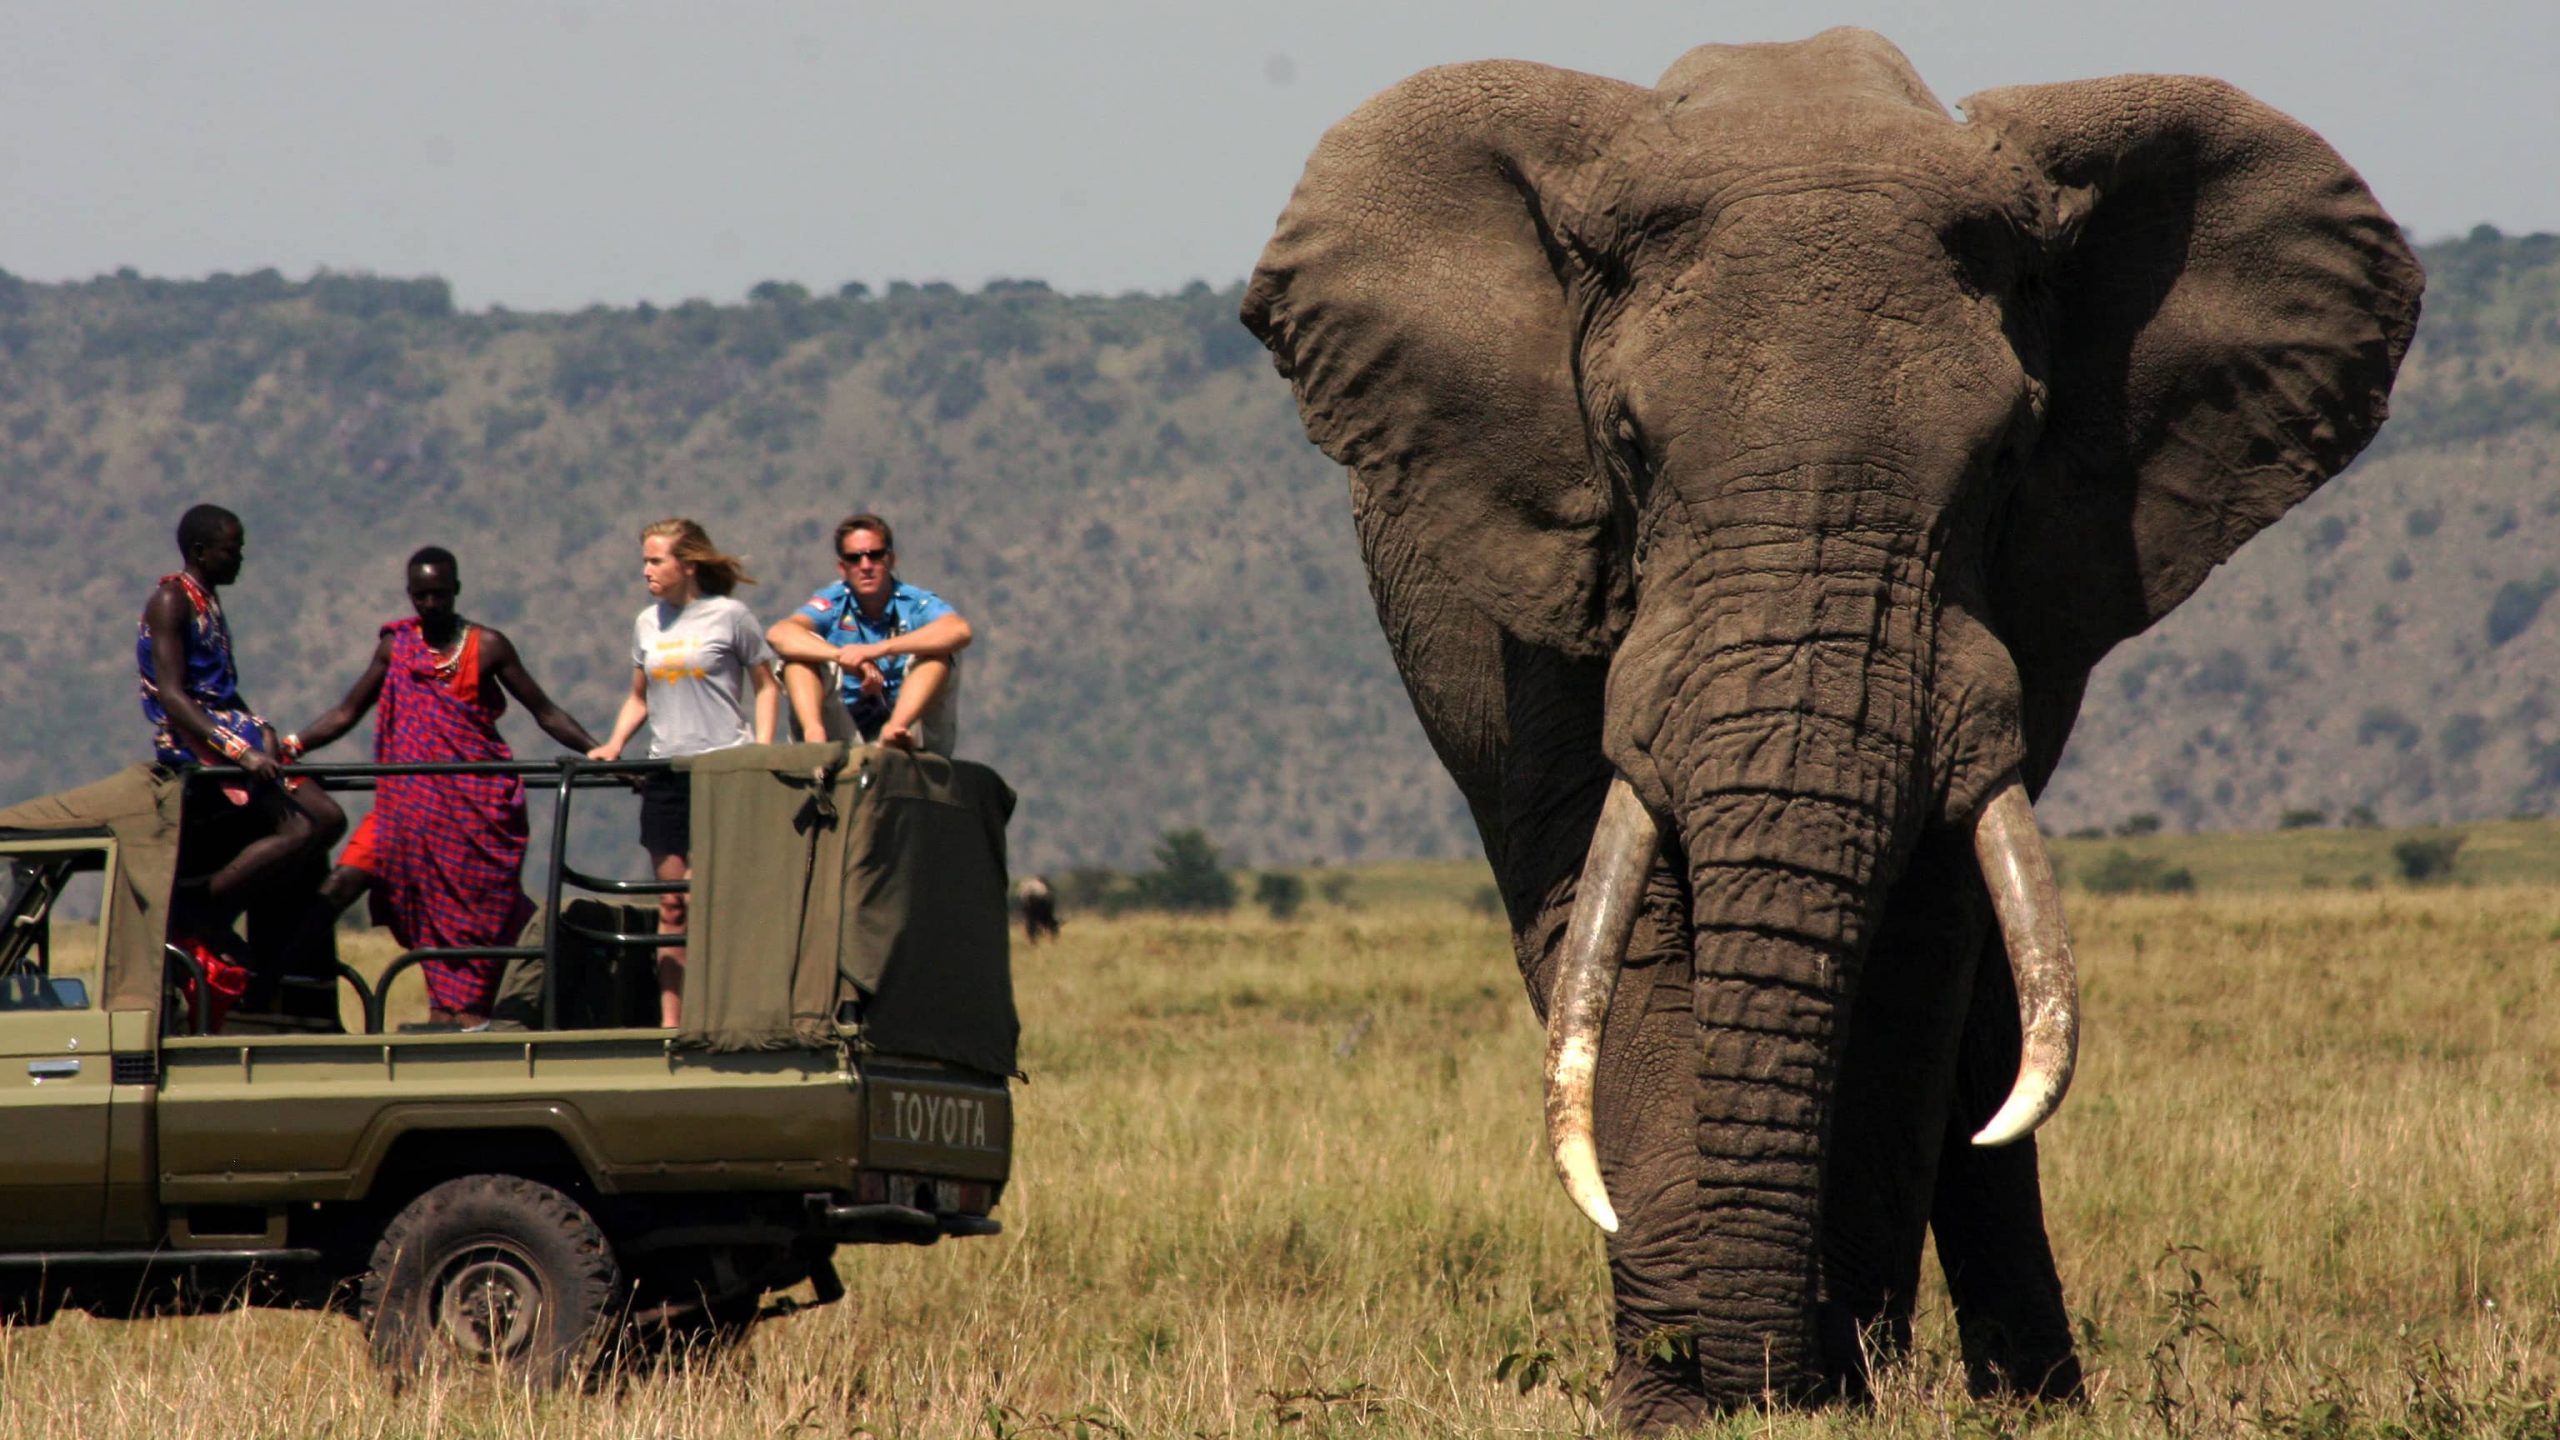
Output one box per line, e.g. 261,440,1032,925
765,611,840,664
838,611,974,670
482,629,602,752
291,636,395,755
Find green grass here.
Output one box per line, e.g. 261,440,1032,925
10,866,2560,1436
1275,814,2560,902
2050,816,2560,893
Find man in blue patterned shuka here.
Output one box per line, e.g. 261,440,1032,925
766,512,974,754
138,504,345,1025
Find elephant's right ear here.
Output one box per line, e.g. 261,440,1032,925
1242,63,1644,659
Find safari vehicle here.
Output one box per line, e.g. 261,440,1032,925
0,742,1018,1382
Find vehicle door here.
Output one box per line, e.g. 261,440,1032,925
0,845,119,1247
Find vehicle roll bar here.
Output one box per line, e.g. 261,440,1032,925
188,758,691,1033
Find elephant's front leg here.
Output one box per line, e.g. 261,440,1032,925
1931,936,2081,1400
1588,873,1710,1431
1818,828,1995,1391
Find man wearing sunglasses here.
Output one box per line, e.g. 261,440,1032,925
767,512,973,753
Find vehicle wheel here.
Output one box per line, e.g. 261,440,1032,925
360,1174,625,1387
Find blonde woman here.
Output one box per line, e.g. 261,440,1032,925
588,518,778,1026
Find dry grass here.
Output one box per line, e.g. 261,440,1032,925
8,882,2560,1437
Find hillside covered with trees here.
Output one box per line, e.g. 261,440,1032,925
2,229,2555,866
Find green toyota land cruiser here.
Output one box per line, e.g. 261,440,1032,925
0,741,1018,1383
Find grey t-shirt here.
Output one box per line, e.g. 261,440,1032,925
632,595,771,759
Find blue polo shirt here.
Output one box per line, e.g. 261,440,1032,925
794,579,956,728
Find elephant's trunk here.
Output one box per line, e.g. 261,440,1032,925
1676,751,1907,1399
1569,488,1958,1399
1537,771,2081,1234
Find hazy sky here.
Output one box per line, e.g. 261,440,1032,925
4,1,2551,311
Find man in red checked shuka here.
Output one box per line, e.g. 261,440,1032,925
139,504,347,1028
290,546,601,1029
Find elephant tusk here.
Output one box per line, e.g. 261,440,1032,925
1969,772,2080,1148
1543,777,1660,1236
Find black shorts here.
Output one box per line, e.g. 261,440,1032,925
638,771,691,857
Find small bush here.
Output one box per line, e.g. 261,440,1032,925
2356,707,2421,751
2081,849,2196,896
1254,872,1305,922
2115,813,2163,838
2486,571,2560,648
1059,865,1123,913
1131,829,1236,913
2439,713,2489,763
2278,808,2327,830
2343,805,2381,829
2392,835,2465,884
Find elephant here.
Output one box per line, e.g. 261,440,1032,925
1241,28,2420,1430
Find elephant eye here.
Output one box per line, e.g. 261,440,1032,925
1606,408,1654,502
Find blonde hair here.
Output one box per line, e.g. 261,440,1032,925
641,517,757,597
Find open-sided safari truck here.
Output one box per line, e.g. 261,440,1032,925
0,742,1017,1382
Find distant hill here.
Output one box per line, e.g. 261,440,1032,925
2,231,2554,867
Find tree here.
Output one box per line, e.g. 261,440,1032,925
1254,872,1305,921
2080,850,2195,896
1131,829,1236,913
2485,572,2559,648
2391,835,2464,884
1059,865,1122,913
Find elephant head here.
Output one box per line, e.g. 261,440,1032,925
1244,28,2418,1424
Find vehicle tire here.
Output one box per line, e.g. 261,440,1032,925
360,1174,625,1387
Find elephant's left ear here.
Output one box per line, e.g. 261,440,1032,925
1964,77,2424,681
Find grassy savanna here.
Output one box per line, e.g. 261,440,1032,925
2048,816,2560,893
8,852,2560,1437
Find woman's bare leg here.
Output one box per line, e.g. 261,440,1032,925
650,848,689,1027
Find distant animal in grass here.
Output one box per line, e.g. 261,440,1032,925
1017,875,1059,944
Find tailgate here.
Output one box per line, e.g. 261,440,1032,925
860,1063,1010,1183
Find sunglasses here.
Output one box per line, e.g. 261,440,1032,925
839,547,891,565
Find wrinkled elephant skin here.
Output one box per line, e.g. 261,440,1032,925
1242,27,2419,1430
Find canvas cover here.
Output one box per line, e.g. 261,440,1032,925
0,765,185,1015
680,743,1018,1076
493,901,658,1030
